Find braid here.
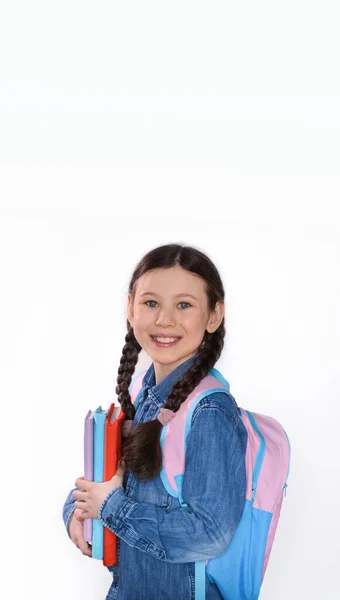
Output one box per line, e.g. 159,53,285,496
115,323,142,420
165,320,225,413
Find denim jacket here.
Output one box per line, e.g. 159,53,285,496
62,355,248,600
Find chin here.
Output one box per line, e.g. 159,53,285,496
150,352,182,363
150,349,195,365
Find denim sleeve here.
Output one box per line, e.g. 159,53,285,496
62,488,77,538
98,397,247,563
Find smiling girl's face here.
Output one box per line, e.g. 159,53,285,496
127,265,224,383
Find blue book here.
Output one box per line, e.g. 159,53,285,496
92,406,108,560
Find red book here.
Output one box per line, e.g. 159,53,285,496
103,404,126,566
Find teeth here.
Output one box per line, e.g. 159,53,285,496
154,337,179,343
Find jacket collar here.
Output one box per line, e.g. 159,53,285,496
141,353,199,408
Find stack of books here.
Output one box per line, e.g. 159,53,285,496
83,403,125,566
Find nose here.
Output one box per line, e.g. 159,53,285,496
154,306,176,328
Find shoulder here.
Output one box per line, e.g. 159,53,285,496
191,390,241,429
186,391,248,459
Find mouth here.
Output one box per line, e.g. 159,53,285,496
150,335,182,348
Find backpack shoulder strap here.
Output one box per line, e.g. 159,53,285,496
126,367,236,505
129,370,147,409
160,368,233,502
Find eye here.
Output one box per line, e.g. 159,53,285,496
178,302,191,309
145,300,191,309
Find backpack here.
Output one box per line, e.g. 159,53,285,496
129,368,291,600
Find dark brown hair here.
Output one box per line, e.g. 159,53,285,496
116,243,225,480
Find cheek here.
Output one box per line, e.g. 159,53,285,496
132,308,151,331
131,321,146,348
183,313,207,334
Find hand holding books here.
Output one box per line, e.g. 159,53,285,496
72,463,125,519
73,402,126,566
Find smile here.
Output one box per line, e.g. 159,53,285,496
150,335,181,347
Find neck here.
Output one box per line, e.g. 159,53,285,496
153,352,197,385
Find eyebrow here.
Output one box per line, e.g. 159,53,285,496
140,292,198,301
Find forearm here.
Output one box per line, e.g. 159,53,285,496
99,486,232,563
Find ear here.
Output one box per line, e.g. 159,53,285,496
127,294,134,327
206,301,224,334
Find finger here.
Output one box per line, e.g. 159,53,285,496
75,510,86,521
72,489,87,500
75,476,91,490
74,501,88,514
77,537,92,557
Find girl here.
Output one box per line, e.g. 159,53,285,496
62,243,248,600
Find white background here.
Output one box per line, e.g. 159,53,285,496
0,1,339,172
1,2,340,600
